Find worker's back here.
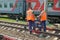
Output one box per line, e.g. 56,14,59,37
40,10,47,21
26,9,35,21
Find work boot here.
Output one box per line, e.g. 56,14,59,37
33,27,35,30
30,31,32,34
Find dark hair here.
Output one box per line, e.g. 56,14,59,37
27,2,32,10
27,7,32,10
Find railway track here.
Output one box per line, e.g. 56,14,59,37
0,21,60,40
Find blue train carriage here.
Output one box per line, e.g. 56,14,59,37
0,0,60,23
0,0,26,19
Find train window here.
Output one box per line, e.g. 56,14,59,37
10,3,13,8
48,0,53,2
48,0,53,7
0,4,2,8
19,2,23,6
4,3,7,8
59,0,60,7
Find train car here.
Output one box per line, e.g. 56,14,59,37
0,0,60,23
0,0,26,19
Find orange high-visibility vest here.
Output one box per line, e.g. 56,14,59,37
40,10,47,21
26,9,35,21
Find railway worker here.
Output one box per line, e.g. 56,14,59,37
37,9,47,32
25,7,35,34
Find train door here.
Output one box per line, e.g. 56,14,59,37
13,0,26,19
22,0,26,19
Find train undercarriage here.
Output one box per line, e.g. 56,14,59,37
0,13,60,23
48,15,60,23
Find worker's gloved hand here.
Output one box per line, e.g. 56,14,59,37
37,22,40,24
37,16,39,18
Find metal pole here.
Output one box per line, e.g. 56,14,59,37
44,0,47,11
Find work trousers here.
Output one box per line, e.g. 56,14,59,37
39,21,46,32
28,20,35,31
